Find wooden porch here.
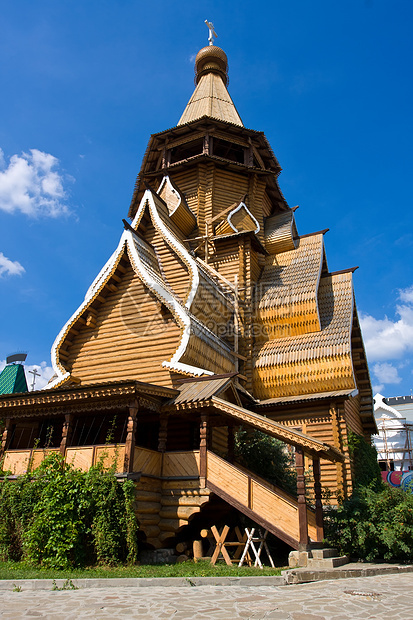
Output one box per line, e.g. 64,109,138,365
0,378,345,551
2,444,319,550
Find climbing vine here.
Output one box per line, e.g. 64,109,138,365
0,453,138,568
347,429,382,491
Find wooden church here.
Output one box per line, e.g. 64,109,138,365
0,42,375,552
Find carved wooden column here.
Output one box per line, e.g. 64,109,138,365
0,418,11,458
330,402,345,499
312,456,324,542
203,132,210,155
157,413,168,453
199,414,208,488
295,448,309,549
124,400,138,473
60,414,73,457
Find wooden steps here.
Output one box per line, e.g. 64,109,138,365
132,447,318,551
205,451,317,550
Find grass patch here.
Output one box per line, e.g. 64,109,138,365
0,559,284,580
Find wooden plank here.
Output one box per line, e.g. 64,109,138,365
31,449,59,470
207,480,299,550
162,451,200,477
133,447,162,476
3,450,31,475
205,450,320,547
94,445,125,472
207,451,249,504
251,480,298,540
65,447,94,471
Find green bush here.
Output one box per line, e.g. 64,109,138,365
325,483,413,563
0,453,138,568
234,429,297,495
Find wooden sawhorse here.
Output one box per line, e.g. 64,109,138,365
238,528,275,568
210,525,253,566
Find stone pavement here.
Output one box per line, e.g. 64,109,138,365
1,573,413,619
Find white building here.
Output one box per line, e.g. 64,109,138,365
373,394,413,472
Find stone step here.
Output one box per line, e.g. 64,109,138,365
311,548,339,560
307,555,350,569
288,549,350,569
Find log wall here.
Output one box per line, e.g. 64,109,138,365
266,403,354,503
169,168,199,219
143,219,190,303
67,259,181,387
212,169,249,222
132,447,208,548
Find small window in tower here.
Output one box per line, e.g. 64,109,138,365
169,138,204,164
212,138,245,164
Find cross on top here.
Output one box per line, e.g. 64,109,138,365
205,20,217,46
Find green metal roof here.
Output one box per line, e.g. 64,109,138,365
0,364,28,395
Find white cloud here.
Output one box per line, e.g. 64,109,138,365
0,359,54,391
0,148,71,217
372,362,402,385
0,252,25,277
360,286,413,362
399,285,413,304
373,383,384,394
25,361,55,390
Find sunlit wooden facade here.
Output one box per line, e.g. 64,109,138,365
0,45,375,551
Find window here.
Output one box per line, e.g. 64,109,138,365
212,138,245,164
169,139,204,164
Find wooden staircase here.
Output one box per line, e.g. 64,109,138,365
206,451,317,550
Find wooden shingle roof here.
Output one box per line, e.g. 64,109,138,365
264,210,298,255
257,234,324,339
178,46,243,127
170,376,234,405
178,72,243,127
254,272,355,399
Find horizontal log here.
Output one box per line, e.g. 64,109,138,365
159,506,201,520
135,491,162,502
135,501,162,514
140,525,161,539
161,496,209,508
136,516,161,526
158,519,181,532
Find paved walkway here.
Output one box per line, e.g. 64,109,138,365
0,573,412,619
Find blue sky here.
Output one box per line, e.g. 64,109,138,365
0,0,412,396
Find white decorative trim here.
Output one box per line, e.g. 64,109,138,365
162,361,213,376
45,234,128,389
227,201,260,234
46,188,234,388
126,229,213,377
133,189,199,310
157,175,182,217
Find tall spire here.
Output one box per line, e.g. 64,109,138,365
178,45,243,127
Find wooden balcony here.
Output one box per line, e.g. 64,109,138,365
2,446,318,549
2,445,200,479
2,444,126,476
